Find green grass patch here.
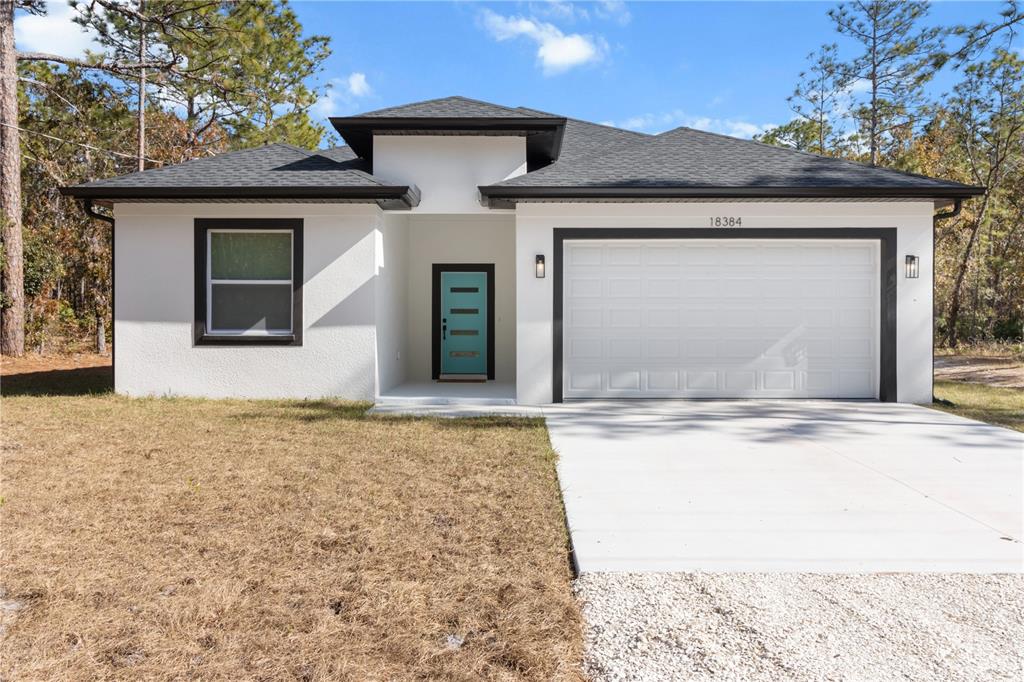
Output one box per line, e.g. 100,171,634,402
932,380,1024,432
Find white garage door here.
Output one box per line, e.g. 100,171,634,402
562,239,879,399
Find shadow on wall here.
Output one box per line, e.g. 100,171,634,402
309,276,375,328
1,366,113,396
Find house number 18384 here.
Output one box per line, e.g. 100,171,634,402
709,217,742,227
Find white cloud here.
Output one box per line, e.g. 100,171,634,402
595,1,631,25
14,1,97,58
531,1,585,22
530,1,631,26
846,78,872,94
346,72,371,97
311,72,373,119
479,9,607,75
614,109,775,139
688,117,776,139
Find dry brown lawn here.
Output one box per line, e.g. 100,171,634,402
0,364,582,680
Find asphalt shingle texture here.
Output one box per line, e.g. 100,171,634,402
71,143,386,190
490,125,973,191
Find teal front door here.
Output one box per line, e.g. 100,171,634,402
440,271,488,375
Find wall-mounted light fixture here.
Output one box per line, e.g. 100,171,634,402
535,254,546,278
905,255,920,279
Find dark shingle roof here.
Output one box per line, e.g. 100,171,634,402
356,95,550,119
63,143,420,207
518,111,649,164
65,97,983,204
483,125,980,197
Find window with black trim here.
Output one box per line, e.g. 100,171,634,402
194,219,303,345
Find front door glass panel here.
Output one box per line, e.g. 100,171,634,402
440,271,488,375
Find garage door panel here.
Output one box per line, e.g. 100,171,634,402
682,309,716,327
608,370,641,390
648,308,681,327
569,278,603,297
839,370,874,396
725,371,757,391
647,278,681,297
569,337,603,359
763,371,797,391
685,279,719,297
608,309,641,327
607,245,642,265
648,370,680,390
607,277,642,297
569,246,603,266
647,338,681,358
646,246,681,265
568,307,602,328
563,239,879,399
684,339,718,357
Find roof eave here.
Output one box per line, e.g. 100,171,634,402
60,184,422,210
329,116,568,166
478,184,986,208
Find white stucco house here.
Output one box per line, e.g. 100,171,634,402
63,96,982,405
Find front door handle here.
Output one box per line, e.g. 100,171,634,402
442,324,447,340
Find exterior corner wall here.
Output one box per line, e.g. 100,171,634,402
375,213,410,394
113,202,381,400
514,201,936,405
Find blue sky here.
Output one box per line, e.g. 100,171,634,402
16,1,1018,145
297,1,1016,142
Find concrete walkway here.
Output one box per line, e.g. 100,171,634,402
545,401,1024,573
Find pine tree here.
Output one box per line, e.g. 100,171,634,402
829,1,942,165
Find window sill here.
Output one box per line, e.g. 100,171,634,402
195,334,299,346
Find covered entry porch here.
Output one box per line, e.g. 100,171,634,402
375,213,517,403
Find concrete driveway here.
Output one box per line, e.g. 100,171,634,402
544,401,1023,573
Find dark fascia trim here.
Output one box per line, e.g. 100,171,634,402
194,218,304,347
329,116,568,166
432,263,496,381
479,184,986,207
551,228,898,404
61,184,421,210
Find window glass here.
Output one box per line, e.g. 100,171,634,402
210,283,292,332
211,232,291,280
206,229,294,335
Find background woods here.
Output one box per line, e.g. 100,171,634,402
1,0,328,355
0,0,1021,356
756,0,1024,349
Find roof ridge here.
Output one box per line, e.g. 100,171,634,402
446,94,530,114
355,94,532,118
658,126,970,187
273,142,316,156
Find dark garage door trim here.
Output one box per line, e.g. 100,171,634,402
552,228,898,403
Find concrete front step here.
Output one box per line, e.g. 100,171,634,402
369,402,543,418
